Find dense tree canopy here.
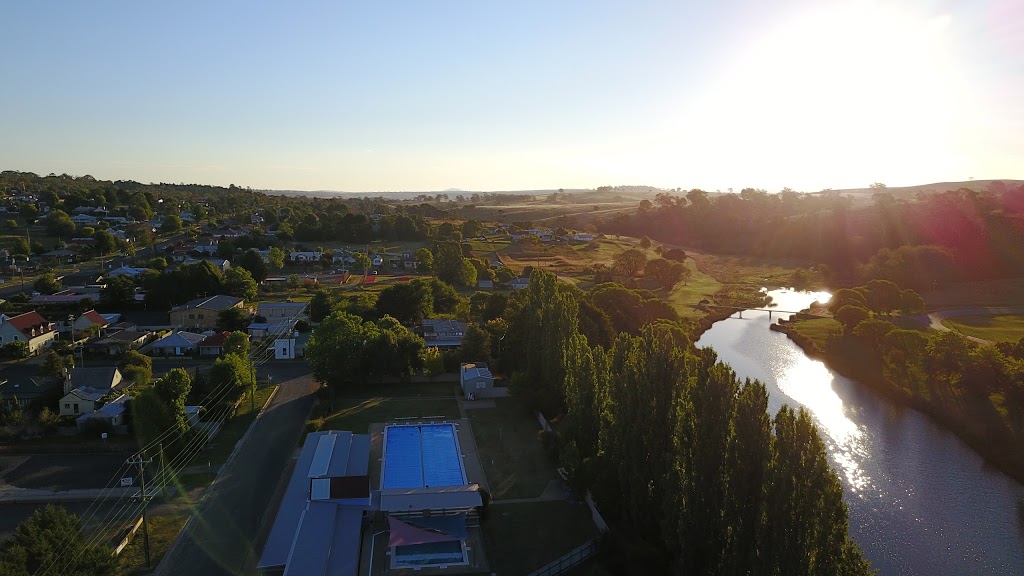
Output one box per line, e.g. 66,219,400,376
0,505,116,576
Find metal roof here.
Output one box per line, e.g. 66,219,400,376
258,431,370,573
379,485,483,512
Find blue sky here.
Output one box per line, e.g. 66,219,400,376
2,0,1022,192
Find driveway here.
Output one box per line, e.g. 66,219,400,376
156,367,319,576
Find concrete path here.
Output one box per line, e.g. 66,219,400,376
491,479,566,505
155,369,318,576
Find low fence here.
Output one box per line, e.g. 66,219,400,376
111,515,144,556
525,539,599,576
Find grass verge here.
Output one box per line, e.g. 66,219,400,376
469,398,556,500
483,501,596,575
787,318,843,350
204,385,277,465
116,513,189,575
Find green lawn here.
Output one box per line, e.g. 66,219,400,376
787,318,843,349
117,513,189,575
205,385,277,465
663,259,722,319
483,501,597,575
469,398,556,500
314,381,460,434
943,314,1024,343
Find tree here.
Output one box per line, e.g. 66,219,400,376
828,288,868,314
644,258,685,288
309,290,334,323
834,305,870,334
222,267,257,300
119,350,153,386
237,249,269,282
208,353,254,406
222,331,250,357
217,307,252,332
461,219,483,238
0,504,116,576
101,275,136,307
352,252,371,273
267,246,286,271
662,248,687,262
92,229,117,255
155,368,193,434
864,279,903,314
852,317,895,353
11,237,29,257
2,341,29,359
160,214,183,234
461,323,491,363
901,289,926,314
414,248,434,274
433,241,476,287
33,274,61,295
44,210,76,236
612,248,647,277
306,311,379,388
39,352,67,379
376,282,432,324
639,235,652,249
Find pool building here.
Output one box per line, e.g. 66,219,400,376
257,422,487,575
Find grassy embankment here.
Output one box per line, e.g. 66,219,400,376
307,381,460,434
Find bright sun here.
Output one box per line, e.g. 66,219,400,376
674,1,968,189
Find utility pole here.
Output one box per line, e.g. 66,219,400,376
127,453,154,568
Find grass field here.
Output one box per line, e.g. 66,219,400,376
313,381,459,434
117,513,189,575
943,314,1024,343
787,318,843,349
663,259,723,318
469,398,556,500
483,501,597,575
926,278,1024,308
205,385,277,465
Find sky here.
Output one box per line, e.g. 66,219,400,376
2,0,1022,193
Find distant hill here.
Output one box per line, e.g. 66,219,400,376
816,179,1024,201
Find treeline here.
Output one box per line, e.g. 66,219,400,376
602,184,1024,287
497,271,871,574
816,283,1024,477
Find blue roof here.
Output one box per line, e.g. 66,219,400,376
382,424,467,490
258,431,370,572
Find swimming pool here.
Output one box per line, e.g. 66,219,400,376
382,424,467,489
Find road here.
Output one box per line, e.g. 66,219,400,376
156,365,318,576
926,306,1024,344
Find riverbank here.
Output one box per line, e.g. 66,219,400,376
775,319,1024,485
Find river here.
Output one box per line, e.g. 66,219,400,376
696,289,1024,575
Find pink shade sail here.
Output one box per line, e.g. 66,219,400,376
387,516,461,547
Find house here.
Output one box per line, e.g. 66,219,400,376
509,277,531,290
185,405,202,427
149,331,205,356
371,256,384,267
70,214,98,226
30,290,94,305
251,214,264,224
179,257,230,272
169,295,245,331
257,302,309,322
257,430,371,576
89,330,150,356
76,394,129,434
477,280,493,289
41,248,76,263
73,310,111,335
0,373,61,410
460,362,496,399
198,331,235,356
0,311,57,354
289,251,323,262
421,319,466,348
106,265,147,278
571,233,594,242
59,367,125,417
248,320,294,339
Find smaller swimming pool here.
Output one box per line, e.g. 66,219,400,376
382,423,467,489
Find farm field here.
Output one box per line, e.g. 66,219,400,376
942,314,1024,343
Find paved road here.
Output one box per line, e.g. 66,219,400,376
156,365,318,576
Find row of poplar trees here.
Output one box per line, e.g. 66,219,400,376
501,271,872,575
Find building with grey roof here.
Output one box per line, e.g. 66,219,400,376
421,319,466,348
169,295,245,331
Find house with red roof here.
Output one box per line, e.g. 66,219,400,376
198,331,236,356
0,311,57,354
73,310,111,336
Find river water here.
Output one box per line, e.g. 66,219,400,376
696,289,1024,575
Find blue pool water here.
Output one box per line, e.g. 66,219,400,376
382,424,466,489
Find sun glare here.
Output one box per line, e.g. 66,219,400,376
674,1,967,189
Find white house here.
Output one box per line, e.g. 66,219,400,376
76,394,129,433
59,367,125,417
0,311,57,354
460,363,496,399
571,233,594,242
289,251,323,262
106,266,148,279
70,214,98,226
150,331,205,356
